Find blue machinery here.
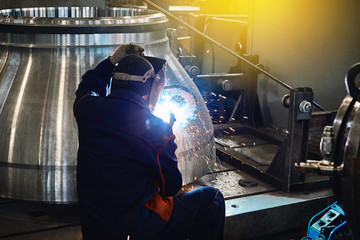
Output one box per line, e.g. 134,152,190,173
305,202,350,240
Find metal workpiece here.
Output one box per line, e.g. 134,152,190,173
0,7,168,47
345,62,360,101
342,102,360,240
0,7,168,33
0,7,215,202
341,63,360,240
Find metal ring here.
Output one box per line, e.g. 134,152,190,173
345,62,360,101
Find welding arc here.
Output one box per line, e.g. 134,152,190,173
142,0,325,111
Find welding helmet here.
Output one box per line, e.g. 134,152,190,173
112,54,166,112
145,56,167,112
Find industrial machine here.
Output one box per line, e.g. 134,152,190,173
297,63,360,240
0,1,359,239
147,0,332,192
148,1,360,238
305,202,350,240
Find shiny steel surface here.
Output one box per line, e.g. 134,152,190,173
343,101,360,240
0,7,166,25
0,7,215,203
332,94,357,166
331,62,360,239
341,63,360,240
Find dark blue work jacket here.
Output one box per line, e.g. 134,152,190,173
73,57,182,239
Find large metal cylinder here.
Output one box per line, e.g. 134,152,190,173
0,7,215,203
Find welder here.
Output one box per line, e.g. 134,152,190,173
73,43,225,240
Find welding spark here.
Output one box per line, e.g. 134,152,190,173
219,94,226,99
153,87,196,130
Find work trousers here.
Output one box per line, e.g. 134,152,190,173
136,186,225,240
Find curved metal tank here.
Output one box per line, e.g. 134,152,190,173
0,7,215,203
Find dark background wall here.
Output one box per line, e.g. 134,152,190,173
250,0,360,129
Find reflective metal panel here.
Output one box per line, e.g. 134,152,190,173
0,7,215,203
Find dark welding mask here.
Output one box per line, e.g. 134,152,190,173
112,55,166,112
145,56,166,113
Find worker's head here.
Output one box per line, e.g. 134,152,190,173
112,54,166,112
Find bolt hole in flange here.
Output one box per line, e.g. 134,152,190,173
231,204,239,208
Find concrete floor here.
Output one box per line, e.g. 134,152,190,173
0,165,334,240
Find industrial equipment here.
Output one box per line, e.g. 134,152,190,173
305,202,350,240
0,1,359,239
296,63,360,240
0,6,214,203
303,202,351,240
139,2,360,239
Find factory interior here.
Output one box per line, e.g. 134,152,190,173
0,0,360,239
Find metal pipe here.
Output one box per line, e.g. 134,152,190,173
142,0,325,111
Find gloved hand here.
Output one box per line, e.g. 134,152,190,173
169,112,176,127
109,43,145,65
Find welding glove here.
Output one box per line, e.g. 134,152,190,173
169,112,176,127
109,43,145,65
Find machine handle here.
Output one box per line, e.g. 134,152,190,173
345,62,360,101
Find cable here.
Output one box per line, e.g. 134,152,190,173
142,0,325,111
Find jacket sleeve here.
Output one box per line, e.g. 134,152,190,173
156,134,183,197
75,57,114,101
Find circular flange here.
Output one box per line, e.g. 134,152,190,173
342,102,360,240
